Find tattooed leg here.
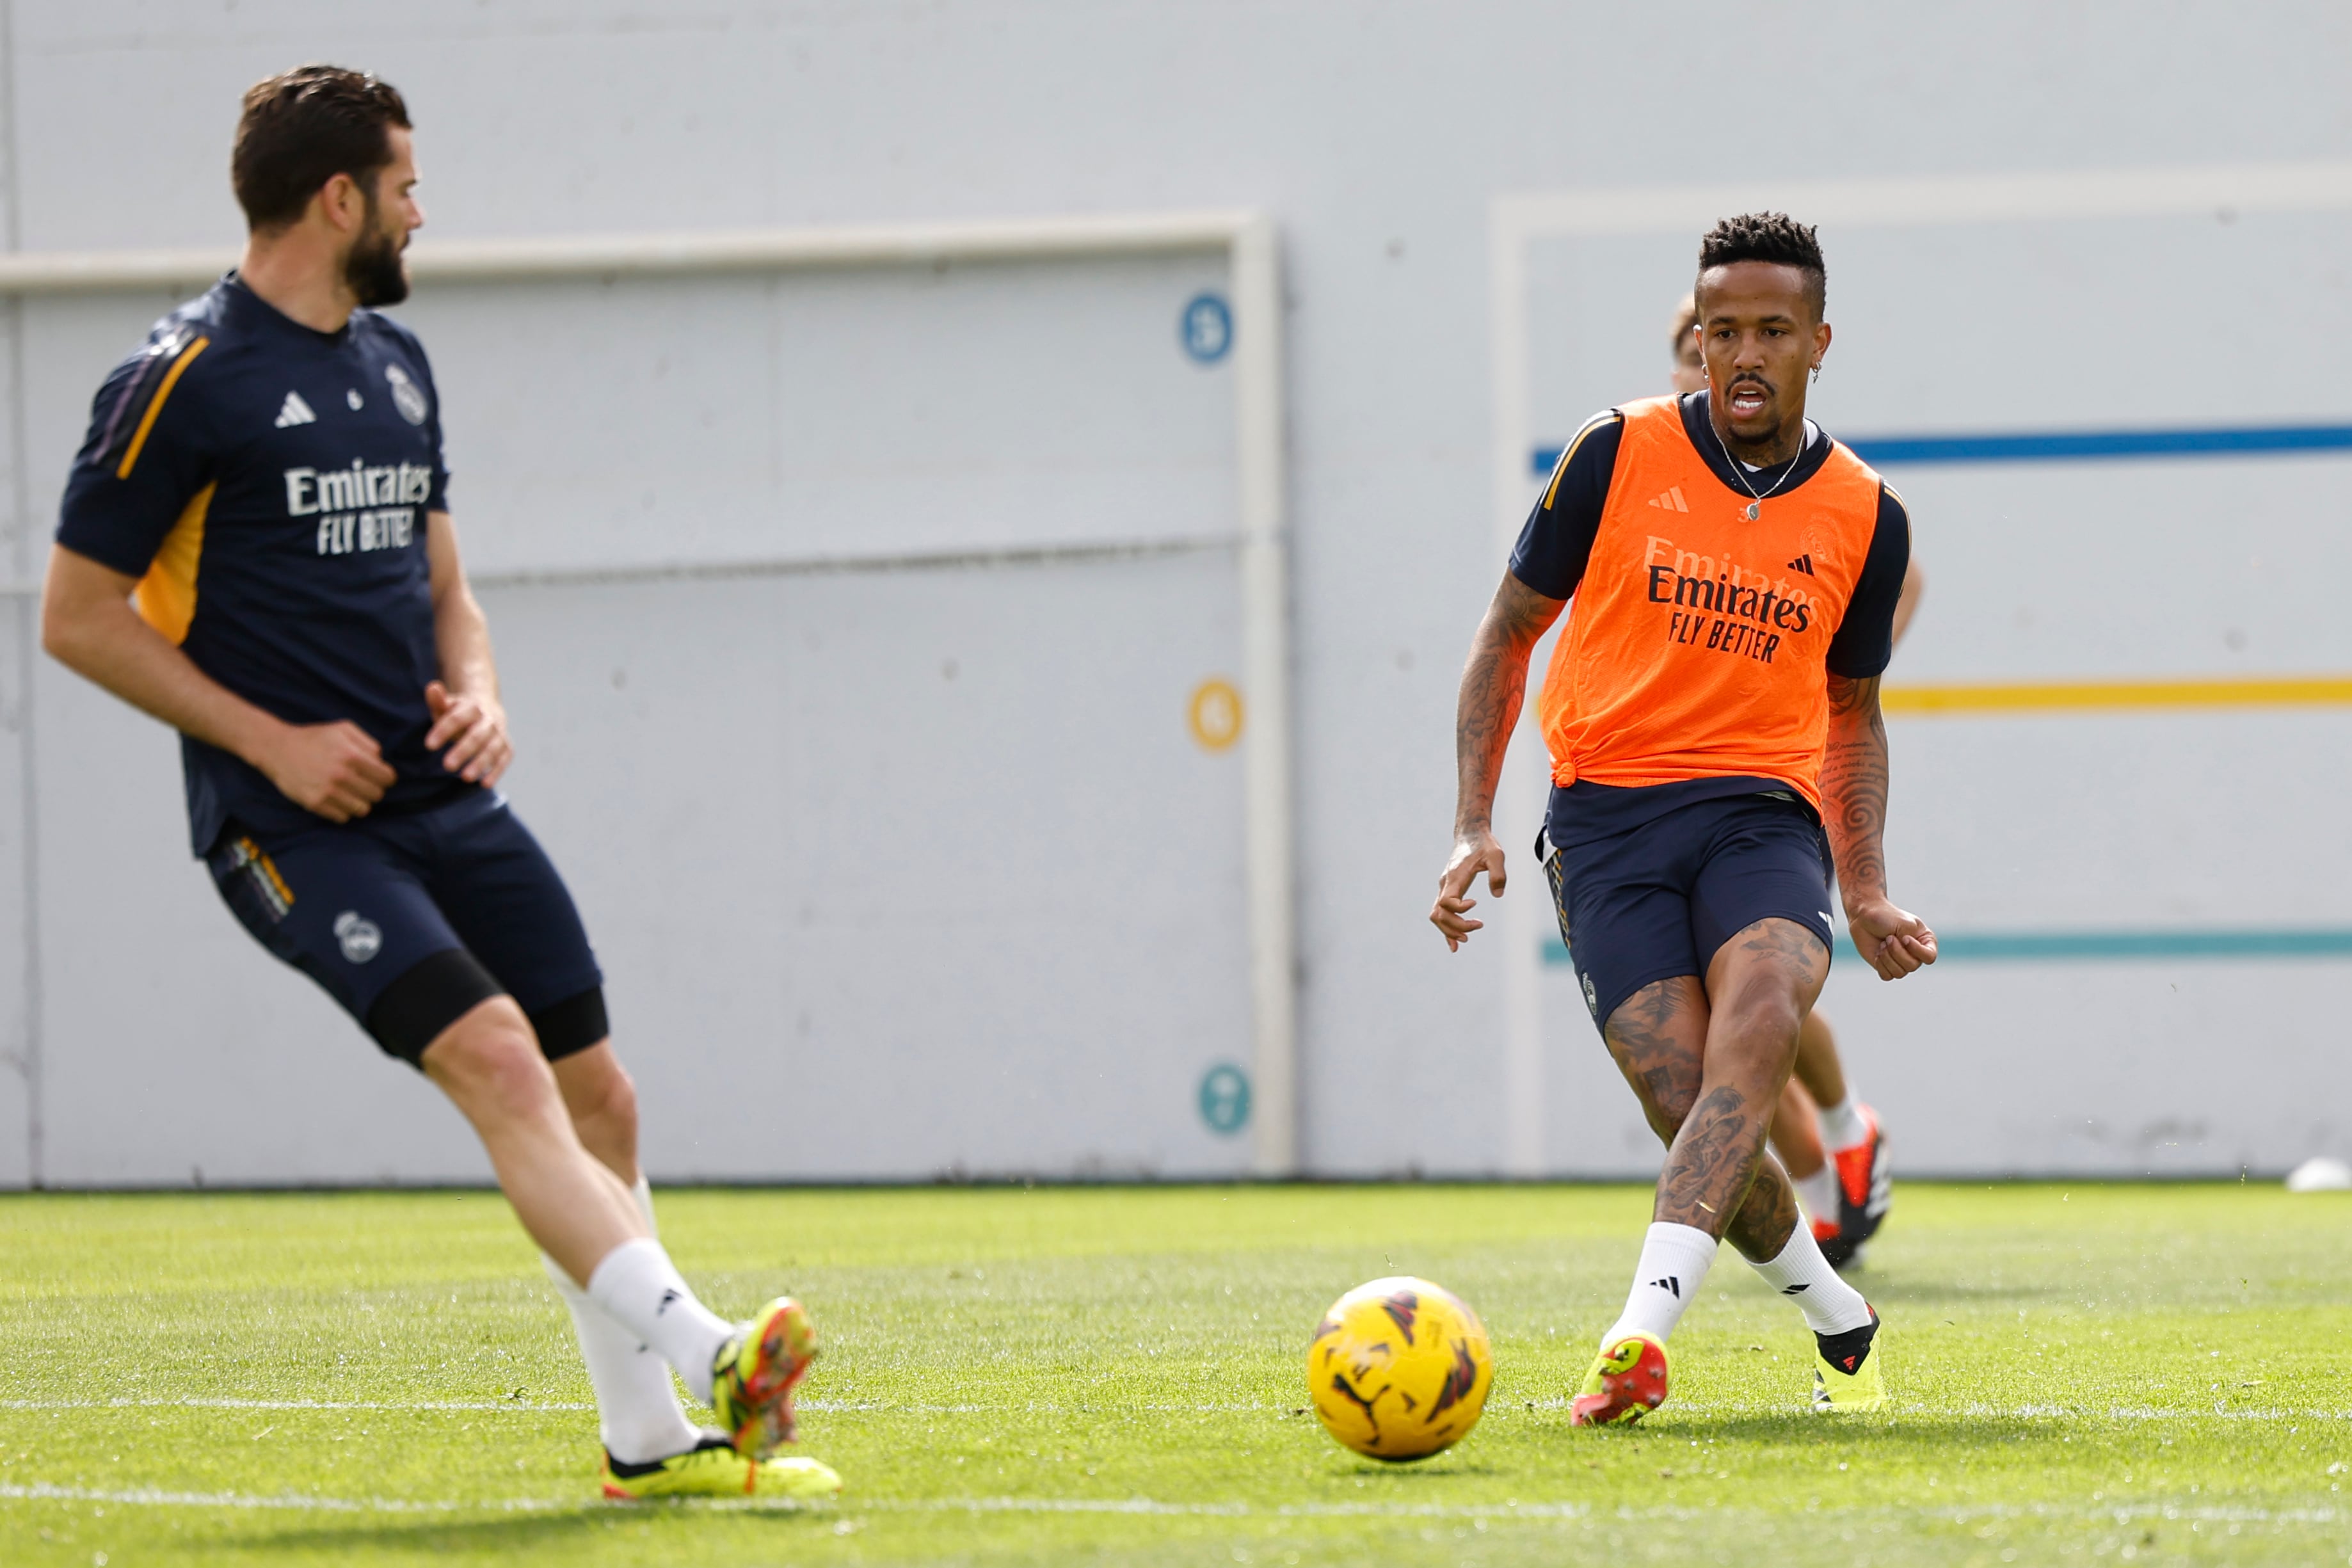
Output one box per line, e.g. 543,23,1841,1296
1632,918,1827,1254
1598,931,1820,1256
1599,976,1709,1147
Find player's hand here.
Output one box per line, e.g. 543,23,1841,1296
1846,896,1937,980
1431,831,1508,952
257,720,396,823
424,680,513,786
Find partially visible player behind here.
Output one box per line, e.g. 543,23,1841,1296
1672,296,1921,1268
39,66,835,1500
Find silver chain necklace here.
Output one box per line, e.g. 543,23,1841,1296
1710,396,1804,520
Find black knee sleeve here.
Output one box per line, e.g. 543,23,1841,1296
529,986,610,1062
365,948,508,1066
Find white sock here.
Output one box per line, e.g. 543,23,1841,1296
1746,1222,1873,1334
586,1236,735,1405
542,1178,700,1464
1601,1222,1718,1346
1795,1165,1840,1226
1816,1094,1870,1153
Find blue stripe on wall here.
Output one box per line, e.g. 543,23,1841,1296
1528,422,2352,478
1541,928,2352,966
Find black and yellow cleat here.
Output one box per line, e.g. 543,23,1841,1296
710,1296,820,1460
1811,1308,1887,1413
602,1430,842,1500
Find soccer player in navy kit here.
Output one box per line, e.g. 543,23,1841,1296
39,66,836,1500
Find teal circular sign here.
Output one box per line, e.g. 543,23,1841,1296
1180,291,1233,364
1198,1063,1252,1135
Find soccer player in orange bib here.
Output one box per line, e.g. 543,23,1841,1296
1432,213,1935,1421
1671,296,1924,1271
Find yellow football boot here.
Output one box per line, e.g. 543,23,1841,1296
1812,1308,1887,1413
602,1430,842,1500
710,1296,820,1459
1568,1331,1670,1427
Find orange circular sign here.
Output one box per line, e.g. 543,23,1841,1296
1188,678,1244,751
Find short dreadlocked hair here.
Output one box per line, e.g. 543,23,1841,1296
1696,211,1826,321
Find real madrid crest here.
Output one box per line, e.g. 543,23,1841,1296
385,362,430,426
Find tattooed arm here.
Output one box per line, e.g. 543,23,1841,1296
1430,572,1567,950
1821,672,1937,980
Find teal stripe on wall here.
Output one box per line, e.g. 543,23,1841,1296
1540,929,2352,965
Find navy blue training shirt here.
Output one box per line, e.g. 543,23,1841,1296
56,274,468,854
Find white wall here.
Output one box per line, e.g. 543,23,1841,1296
3,1,2348,1182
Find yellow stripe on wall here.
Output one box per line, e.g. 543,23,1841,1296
1883,676,2352,716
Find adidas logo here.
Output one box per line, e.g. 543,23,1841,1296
1647,1276,1681,1299
1781,1283,1811,1295
1786,552,1815,575
1645,486,1691,513
274,391,316,429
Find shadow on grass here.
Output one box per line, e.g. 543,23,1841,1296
1837,1279,2074,1305
1334,1459,1504,1480
220,1501,837,1557
1555,1411,2084,1450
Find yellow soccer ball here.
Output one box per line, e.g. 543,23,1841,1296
1307,1276,1493,1461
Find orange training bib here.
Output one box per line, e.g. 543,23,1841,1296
1533,396,1885,809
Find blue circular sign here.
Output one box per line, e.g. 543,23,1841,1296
1197,1062,1252,1135
1180,292,1233,364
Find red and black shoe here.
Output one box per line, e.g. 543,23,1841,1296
1820,1105,1891,1270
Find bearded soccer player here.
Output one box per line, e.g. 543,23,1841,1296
1431,214,1935,1421
40,67,837,1500
1673,294,1921,1270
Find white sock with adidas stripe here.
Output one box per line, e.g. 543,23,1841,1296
1746,1222,1873,1336
543,1177,702,1465
1599,1222,1718,1347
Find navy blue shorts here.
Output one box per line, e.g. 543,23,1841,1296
1540,779,1834,1032
206,788,606,1066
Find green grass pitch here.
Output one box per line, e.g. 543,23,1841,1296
3,1182,2348,1565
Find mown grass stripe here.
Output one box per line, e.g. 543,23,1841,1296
7,1482,2345,1527
0,1397,591,1412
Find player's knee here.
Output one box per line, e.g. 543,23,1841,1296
422,1000,560,1123
1722,984,1807,1064
1740,987,1806,1048
572,1056,639,1146
1645,1085,1699,1142
1615,1070,1699,1146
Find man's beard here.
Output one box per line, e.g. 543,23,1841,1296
344,202,410,308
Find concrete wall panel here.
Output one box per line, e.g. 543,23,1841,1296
8,0,2351,1182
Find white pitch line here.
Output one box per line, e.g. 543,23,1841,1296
1966,1404,2352,1422
794,1401,1283,1415
10,1396,2346,1427
0,1398,591,1413
9,1396,2343,1423
3,1482,2346,1528
0,1483,548,1514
